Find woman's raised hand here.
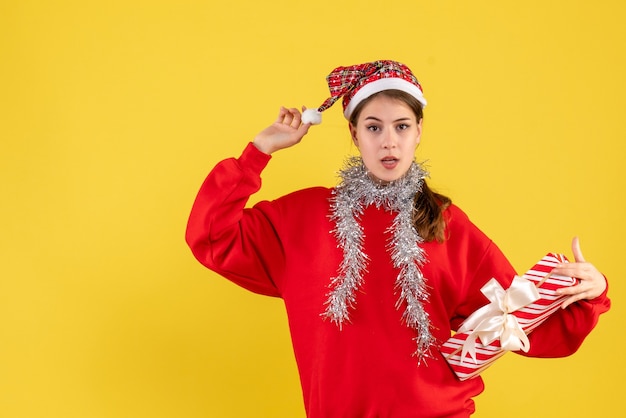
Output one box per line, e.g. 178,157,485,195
253,107,312,155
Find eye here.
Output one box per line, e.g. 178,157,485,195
366,125,380,132
397,123,410,131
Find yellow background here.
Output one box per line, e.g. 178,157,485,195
1,1,624,417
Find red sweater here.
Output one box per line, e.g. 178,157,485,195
186,143,610,418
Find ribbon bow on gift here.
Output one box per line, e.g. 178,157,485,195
458,276,540,364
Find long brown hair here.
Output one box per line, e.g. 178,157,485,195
349,89,451,242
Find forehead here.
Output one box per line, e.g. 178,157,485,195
358,95,415,120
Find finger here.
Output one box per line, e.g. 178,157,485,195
571,236,586,263
559,283,590,308
561,294,582,309
288,107,302,128
297,121,312,137
275,107,283,122
275,106,290,123
551,262,591,277
556,282,587,296
282,109,295,126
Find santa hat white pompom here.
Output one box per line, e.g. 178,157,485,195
301,108,322,125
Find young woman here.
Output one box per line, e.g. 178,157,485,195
185,60,610,417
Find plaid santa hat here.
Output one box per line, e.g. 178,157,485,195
302,60,427,125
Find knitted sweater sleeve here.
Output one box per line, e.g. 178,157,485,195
185,143,284,297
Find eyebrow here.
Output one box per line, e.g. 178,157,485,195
364,116,413,122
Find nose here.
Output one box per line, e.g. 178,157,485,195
382,130,397,149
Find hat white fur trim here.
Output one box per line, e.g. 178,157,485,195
343,78,427,120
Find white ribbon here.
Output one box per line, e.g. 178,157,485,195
458,276,540,364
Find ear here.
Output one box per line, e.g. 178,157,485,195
416,118,423,145
349,122,359,147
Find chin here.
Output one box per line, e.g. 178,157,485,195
370,172,402,184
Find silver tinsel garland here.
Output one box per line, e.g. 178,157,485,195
323,156,435,362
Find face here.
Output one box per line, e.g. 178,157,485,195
349,95,423,183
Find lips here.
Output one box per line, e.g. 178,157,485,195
381,156,399,169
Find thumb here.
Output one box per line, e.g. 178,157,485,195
571,236,586,263
292,122,311,141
